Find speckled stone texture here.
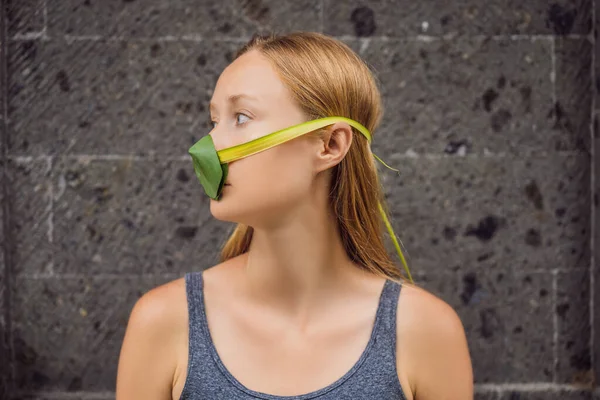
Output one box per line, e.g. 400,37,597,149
593,0,600,394
0,0,598,398
0,146,8,398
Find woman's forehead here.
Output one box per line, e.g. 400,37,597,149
213,52,291,106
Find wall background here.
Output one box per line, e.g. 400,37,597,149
0,0,598,399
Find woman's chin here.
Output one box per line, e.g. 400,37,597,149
209,197,239,223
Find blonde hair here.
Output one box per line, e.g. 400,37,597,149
218,31,411,285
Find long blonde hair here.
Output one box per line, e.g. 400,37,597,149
218,31,411,285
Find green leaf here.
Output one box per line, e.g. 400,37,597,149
189,135,225,200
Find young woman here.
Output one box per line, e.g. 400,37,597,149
116,32,473,400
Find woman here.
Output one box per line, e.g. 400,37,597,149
116,32,473,400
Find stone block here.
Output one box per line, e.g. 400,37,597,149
0,170,9,400
7,158,54,277
498,389,593,399
343,37,564,155
324,0,592,37
7,0,45,37
556,269,593,385
381,154,589,276
8,39,238,156
117,39,238,155
12,394,114,400
11,275,175,391
455,270,554,382
592,112,599,388
50,157,231,275
48,0,321,37
0,165,4,317
9,156,232,276
596,3,600,111
475,392,499,400
554,38,593,152
8,39,129,155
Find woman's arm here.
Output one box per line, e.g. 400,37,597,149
398,285,474,400
116,281,185,400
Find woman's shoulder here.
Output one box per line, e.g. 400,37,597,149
397,281,464,336
395,280,473,397
129,259,241,329
119,262,238,396
127,276,189,337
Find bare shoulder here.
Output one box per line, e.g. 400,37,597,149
125,260,241,350
396,281,474,400
397,282,465,339
129,277,188,333
116,276,189,400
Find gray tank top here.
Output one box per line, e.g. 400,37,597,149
180,271,407,399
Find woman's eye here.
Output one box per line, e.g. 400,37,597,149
236,113,250,125
209,113,249,129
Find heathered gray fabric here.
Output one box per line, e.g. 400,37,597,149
179,271,407,399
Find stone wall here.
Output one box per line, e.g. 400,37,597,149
0,0,598,399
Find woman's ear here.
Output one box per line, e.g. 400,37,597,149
314,122,354,173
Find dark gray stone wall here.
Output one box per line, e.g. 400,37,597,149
0,0,598,399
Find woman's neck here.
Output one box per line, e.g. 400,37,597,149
240,201,360,320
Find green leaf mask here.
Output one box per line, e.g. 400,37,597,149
188,116,413,283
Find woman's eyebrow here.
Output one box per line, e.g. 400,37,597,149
209,93,260,112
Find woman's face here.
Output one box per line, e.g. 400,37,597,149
207,50,319,228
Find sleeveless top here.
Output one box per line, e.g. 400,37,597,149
179,271,407,400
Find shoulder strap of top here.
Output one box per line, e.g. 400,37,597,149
362,278,402,388
184,271,210,371
376,279,402,342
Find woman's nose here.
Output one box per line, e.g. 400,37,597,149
211,130,240,152
209,131,228,152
